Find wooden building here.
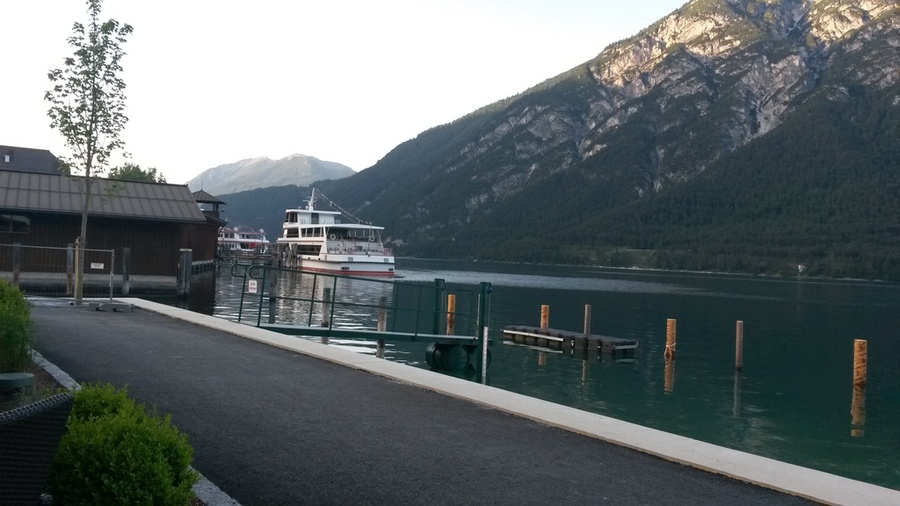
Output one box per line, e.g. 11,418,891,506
0,166,222,289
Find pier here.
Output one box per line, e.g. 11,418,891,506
502,325,640,355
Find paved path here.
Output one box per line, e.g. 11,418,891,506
27,299,895,505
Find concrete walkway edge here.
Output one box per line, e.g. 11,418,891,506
108,298,900,506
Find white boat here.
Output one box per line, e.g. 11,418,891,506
276,189,395,277
218,225,271,255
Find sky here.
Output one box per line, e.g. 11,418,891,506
2,0,686,184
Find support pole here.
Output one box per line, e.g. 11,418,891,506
665,318,676,361
540,305,550,330
377,296,387,359
446,293,456,335
432,278,445,335
66,243,74,296
475,282,492,383
735,320,744,371
322,287,332,328
12,242,21,288
122,247,130,296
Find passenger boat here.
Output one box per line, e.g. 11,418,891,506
276,189,395,277
218,225,271,255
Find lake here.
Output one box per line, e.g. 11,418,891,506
169,257,900,490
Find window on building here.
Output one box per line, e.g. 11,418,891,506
1,214,30,233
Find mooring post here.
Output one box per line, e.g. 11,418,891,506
853,339,867,387
446,293,456,335
735,320,744,371
664,318,676,361
851,339,868,437
177,248,192,298
540,304,550,330
583,304,592,351
583,304,591,335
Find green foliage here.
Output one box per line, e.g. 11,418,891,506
108,163,167,183
49,383,198,506
45,0,133,181
0,279,32,372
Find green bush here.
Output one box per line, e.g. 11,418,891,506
0,278,32,372
49,383,199,506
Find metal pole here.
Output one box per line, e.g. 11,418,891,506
66,243,74,296
122,247,130,296
109,249,115,301
476,282,491,383
432,278,445,335
12,242,21,288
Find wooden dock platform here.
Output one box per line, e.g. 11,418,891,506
502,325,639,355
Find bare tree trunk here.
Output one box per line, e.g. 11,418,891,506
74,177,91,305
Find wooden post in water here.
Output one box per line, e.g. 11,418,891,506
664,318,676,361
850,339,867,437
540,305,550,330
446,293,456,335
735,320,744,371
583,304,591,335
376,296,387,358
853,339,867,387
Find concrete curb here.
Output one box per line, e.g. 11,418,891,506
118,297,900,506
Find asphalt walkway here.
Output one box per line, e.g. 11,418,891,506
27,298,899,505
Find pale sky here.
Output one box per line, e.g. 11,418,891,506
2,0,685,184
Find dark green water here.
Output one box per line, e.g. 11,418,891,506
176,258,900,490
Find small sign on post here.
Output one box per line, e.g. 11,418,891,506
91,262,104,270
248,279,258,294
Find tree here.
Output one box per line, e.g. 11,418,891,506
45,0,133,304
109,163,167,183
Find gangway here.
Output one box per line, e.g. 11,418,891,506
231,262,493,375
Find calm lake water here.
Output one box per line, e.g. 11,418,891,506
169,258,900,490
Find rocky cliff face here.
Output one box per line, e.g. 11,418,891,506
435,0,898,206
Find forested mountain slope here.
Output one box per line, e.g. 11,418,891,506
222,0,900,280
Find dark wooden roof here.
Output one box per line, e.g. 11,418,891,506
0,170,206,223
0,145,61,174
191,189,226,205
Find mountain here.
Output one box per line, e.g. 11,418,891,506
221,0,900,280
186,154,354,196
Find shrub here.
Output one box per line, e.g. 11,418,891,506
0,278,32,372
49,383,199,506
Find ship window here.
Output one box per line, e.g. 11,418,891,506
286,228,298,238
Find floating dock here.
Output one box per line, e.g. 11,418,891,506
502,325,639,355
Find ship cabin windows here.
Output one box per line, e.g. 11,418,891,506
284,228,299,238
285,212,298,223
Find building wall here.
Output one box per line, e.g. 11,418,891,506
0,212,217,276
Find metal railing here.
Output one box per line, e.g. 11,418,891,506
0,243,115,298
